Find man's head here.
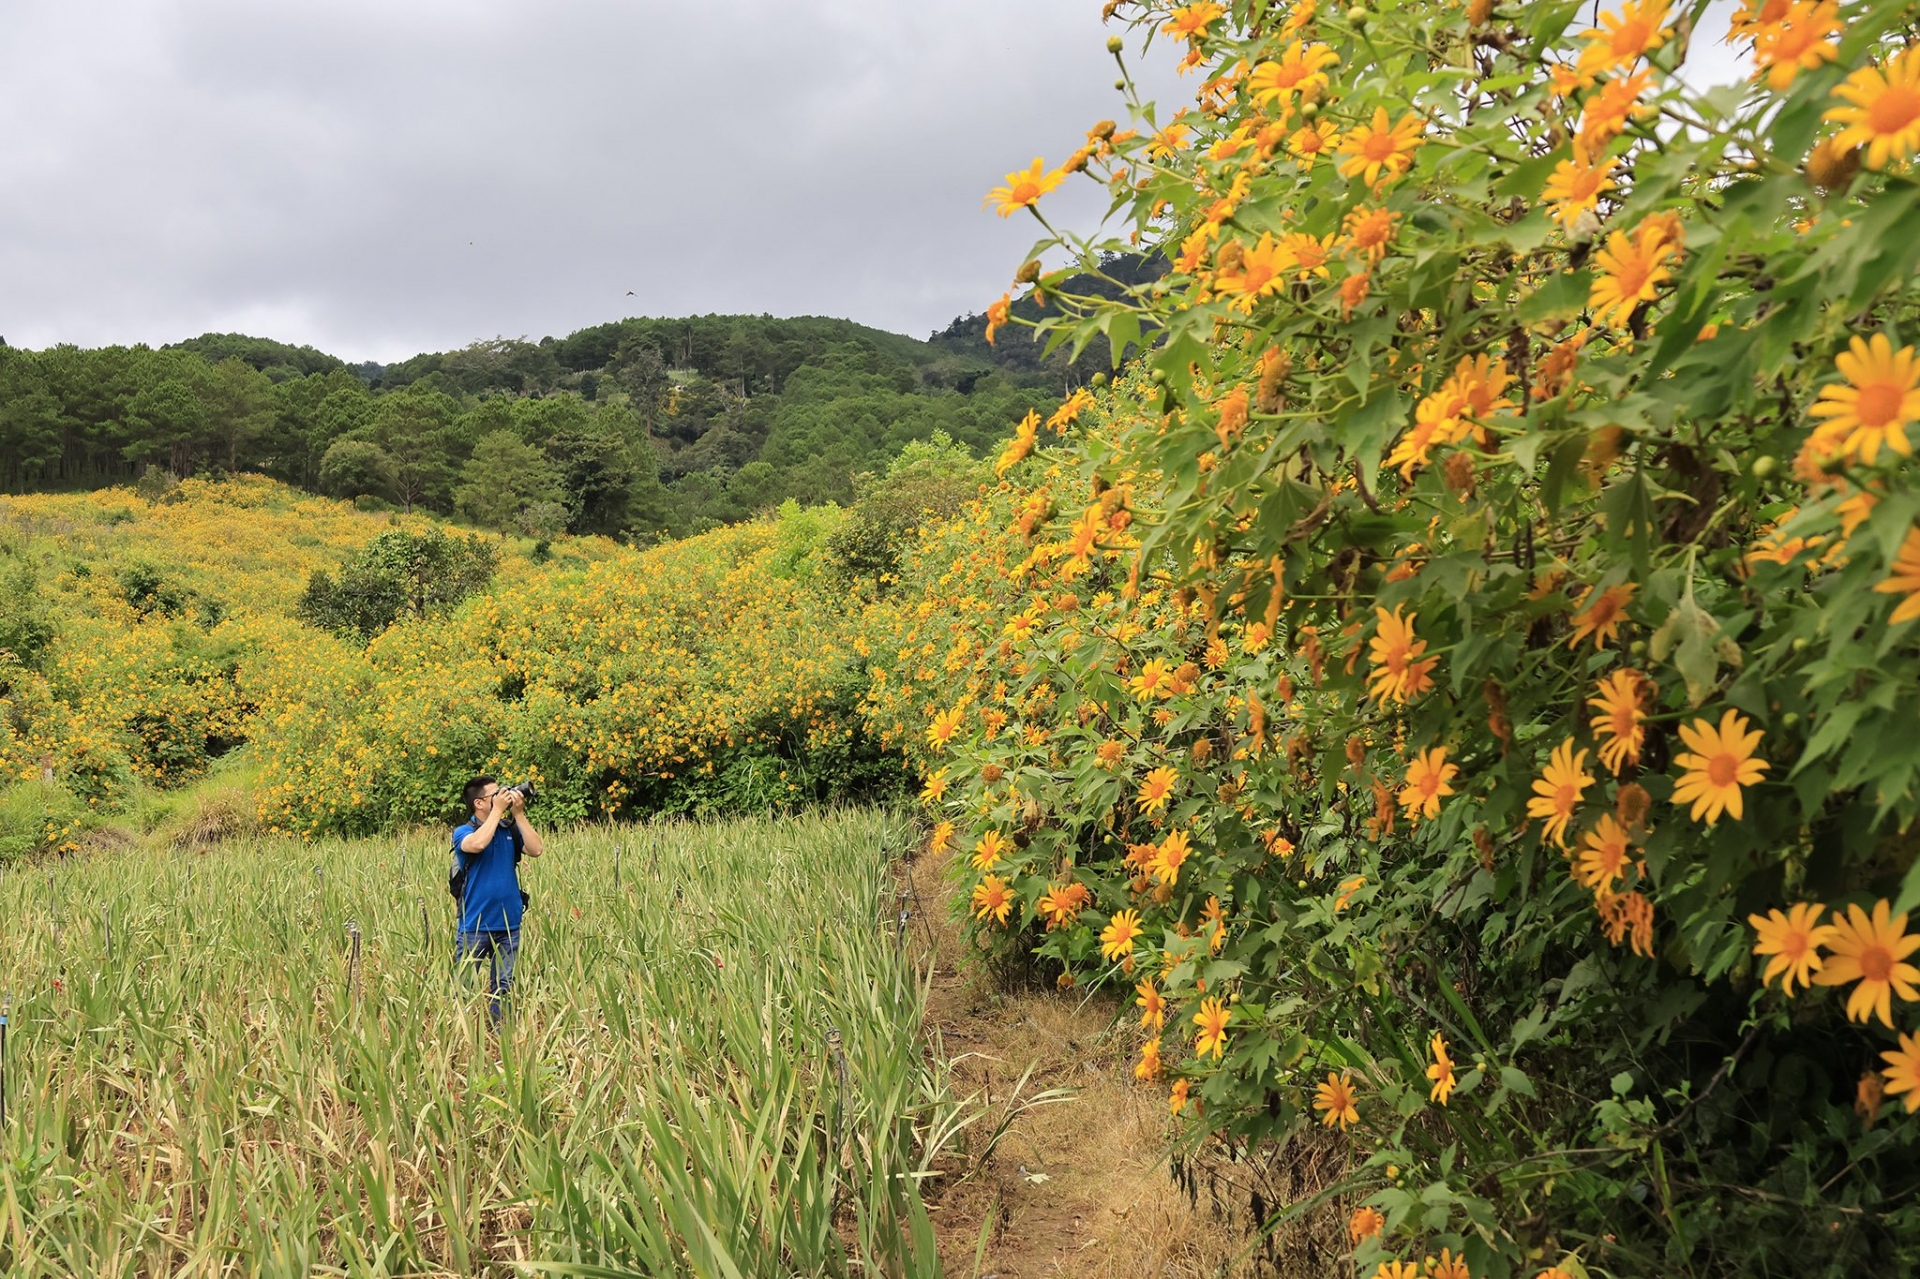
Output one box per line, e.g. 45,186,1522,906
463,775,498,819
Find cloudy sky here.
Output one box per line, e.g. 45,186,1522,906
0,0,1183,364
0,2,1750,367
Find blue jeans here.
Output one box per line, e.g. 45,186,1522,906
456,929,520,1022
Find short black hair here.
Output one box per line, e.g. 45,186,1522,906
462,776,497,812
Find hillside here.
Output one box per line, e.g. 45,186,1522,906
0,301,1111,542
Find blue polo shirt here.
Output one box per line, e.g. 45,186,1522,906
452,821,524,934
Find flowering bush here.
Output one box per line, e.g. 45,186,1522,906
892,0,1920,1273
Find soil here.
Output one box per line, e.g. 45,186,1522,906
905,845,1352,1279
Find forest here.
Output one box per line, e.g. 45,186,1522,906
0,298,1124,540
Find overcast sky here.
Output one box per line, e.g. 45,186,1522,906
0,2,1749,366
0,0,1182,364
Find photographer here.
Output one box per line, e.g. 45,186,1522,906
451,775,545,1022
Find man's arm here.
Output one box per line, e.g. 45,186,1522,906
512,803,545,857
459,810,504,853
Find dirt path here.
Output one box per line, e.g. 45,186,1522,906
905,845,1313,1278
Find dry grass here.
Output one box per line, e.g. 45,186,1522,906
909,845,1353,1279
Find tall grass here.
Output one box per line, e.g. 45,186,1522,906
0,807,954,1277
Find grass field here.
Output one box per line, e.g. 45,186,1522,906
0,807,955,1277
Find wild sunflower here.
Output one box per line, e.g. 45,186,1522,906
1826,45,1920,170
984,158,1063,217
1134,1036,1162,1082
1575,815,1635,895
1248,39,1339,106
1398,746,1459,821
1036,881,1090,930
1217,233,1295,311
1168,1077,1191,1114
1372,1263,1420,1279
926,704,965,750
1427,1031,1457,1105
1314,1072,1360,1129
1348,1205,1386,1242
1128,657,1174,701
1874,527,1920,623
1341,205,1401,263
1807,334,1920,465
1136,978,1166,1030
1588,669,1650,773
1193,996,1232,1059
1426,1250,1471,1279
1527,738,1594,849
1671,709,1769,825
1748,902,1838,996
1752,1,1840,90
1366,605,1440,704
1567,582,1637,649
1577,0,1673,73
1288,122,1340,170
1590,221,1678,328
1813,899,1920,1028
1101,908,1145,962
1881,1031,1920,1113
970,874,1015,926
1137,765,1180,814
1151,828,1193,886
970,829,1006,871
1336,108,1425,185
1542,148,1618,229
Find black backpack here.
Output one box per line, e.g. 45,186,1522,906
449,822,530,908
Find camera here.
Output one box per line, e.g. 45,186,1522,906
498,780,538,806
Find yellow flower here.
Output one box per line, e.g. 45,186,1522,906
1826,45,1920,170
1748,903,1838,997
1527,738,1593,849
1288,121,1339,170
1874,527,1920,624
1813,899,1920,1028
1248,40,1339,106
1193,996,1232,1059
1314,1072,1359,1129
1398,746,1459,821
1567,582,1636,649
1542,147,1618,229
1671,709,1769,825
1577,0,1674,74
970,829,1007,871
1335,108,1425,185
1335,875,1366,911
984,157,1064,217
1161,2,1226,42
1151,828,1193,886
1574,815,1635,896
1101,908,1145,962
1169,1077,1191,1114
1136,979,1166,1030
1372,1263,1420,1279
926,703,965,750
1367,605,1439,705
1341,205,1400,263
1348,1205,1386,1242
919,768,949,804
1588,669,1650,774
1129,657,1174,701
1137,765,1179,814
1881,1031,1920,1113
1036,881,1091,930
1427,1032,1457,1105
1135,1036,1162,1081
1426,1249,1471,1279
1589,221,1679,329
1217,232,1296,310
928,820,955,855
970,874,1016,926
1752,0,1840,90
996,409,1042,477
1807,334,1920,465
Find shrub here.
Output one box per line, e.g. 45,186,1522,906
888,3,1920,1274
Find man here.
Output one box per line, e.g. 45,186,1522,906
452,775,545,1022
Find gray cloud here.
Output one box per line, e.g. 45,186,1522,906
0,0,1180,362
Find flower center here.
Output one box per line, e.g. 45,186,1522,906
1854,380,1903,429
1612,22,1650,58
1555,783,1578,813
1867,85,1920,137
1364,133,1396,161
1707,752,1739,787
1782,931,1809,961
1860,941,1894,983
1009,180,1040,204
1242,263,1276,293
